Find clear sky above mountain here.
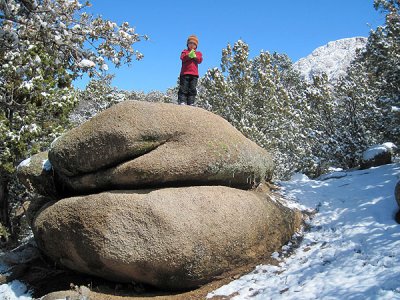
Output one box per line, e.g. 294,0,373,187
75,0,385,92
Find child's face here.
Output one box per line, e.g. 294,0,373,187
188,42,197,50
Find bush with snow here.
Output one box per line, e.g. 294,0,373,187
70,76,128,125
197,40,312,179
198,0,399,178
0,0,146,244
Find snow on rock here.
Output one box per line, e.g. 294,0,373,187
294,37,367,83
16,158,31,171
16,157,52,173
362,143,397,163
208,163,400,300
362,144,394,162
382,142,398,153
392,106,400,112
289,172,310,182
362,145,388,161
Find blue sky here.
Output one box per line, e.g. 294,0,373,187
75,0,385,92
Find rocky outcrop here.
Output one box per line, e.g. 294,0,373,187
33,186,301,290
18,100,303,291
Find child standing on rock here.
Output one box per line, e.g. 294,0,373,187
178,35,203,105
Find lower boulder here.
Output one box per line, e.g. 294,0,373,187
32,186,302,290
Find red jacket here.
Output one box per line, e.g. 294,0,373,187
180,49,203,77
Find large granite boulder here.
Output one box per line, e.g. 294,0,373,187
17,100,304,292
32,186,302,290
48,101,274,194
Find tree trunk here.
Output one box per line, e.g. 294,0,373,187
0,177,10,231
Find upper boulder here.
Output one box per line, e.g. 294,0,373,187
49,101,274,194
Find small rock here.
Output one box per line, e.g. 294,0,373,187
360,143,397,169
16,151,58,197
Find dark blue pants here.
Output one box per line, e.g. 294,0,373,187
178,75,198,105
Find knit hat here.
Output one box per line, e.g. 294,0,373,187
187,35,199,47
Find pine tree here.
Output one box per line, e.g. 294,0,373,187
198,40,311,179
334,60,382,168
70,75,130,125
0,0,146,243
327,0,400,170
303,73,339,175
364,0,400,145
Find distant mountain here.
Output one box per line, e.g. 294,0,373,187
294,37,367,83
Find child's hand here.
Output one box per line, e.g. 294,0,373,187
189,49,196,59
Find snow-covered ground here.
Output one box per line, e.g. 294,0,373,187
209,163,400,300
1,163,399,299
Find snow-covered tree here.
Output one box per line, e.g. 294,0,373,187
333,60,383,168
128,89,177,104
325,0,400,169
70,75,128,125
369,0,400,97
0,0,146,241
71,80,178,126
198,40,311,179
363,0,400,145
302,73,340,175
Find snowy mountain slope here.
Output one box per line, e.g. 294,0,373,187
294,37,367,83
208,163,400,300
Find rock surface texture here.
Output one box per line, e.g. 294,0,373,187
18,100,302,290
